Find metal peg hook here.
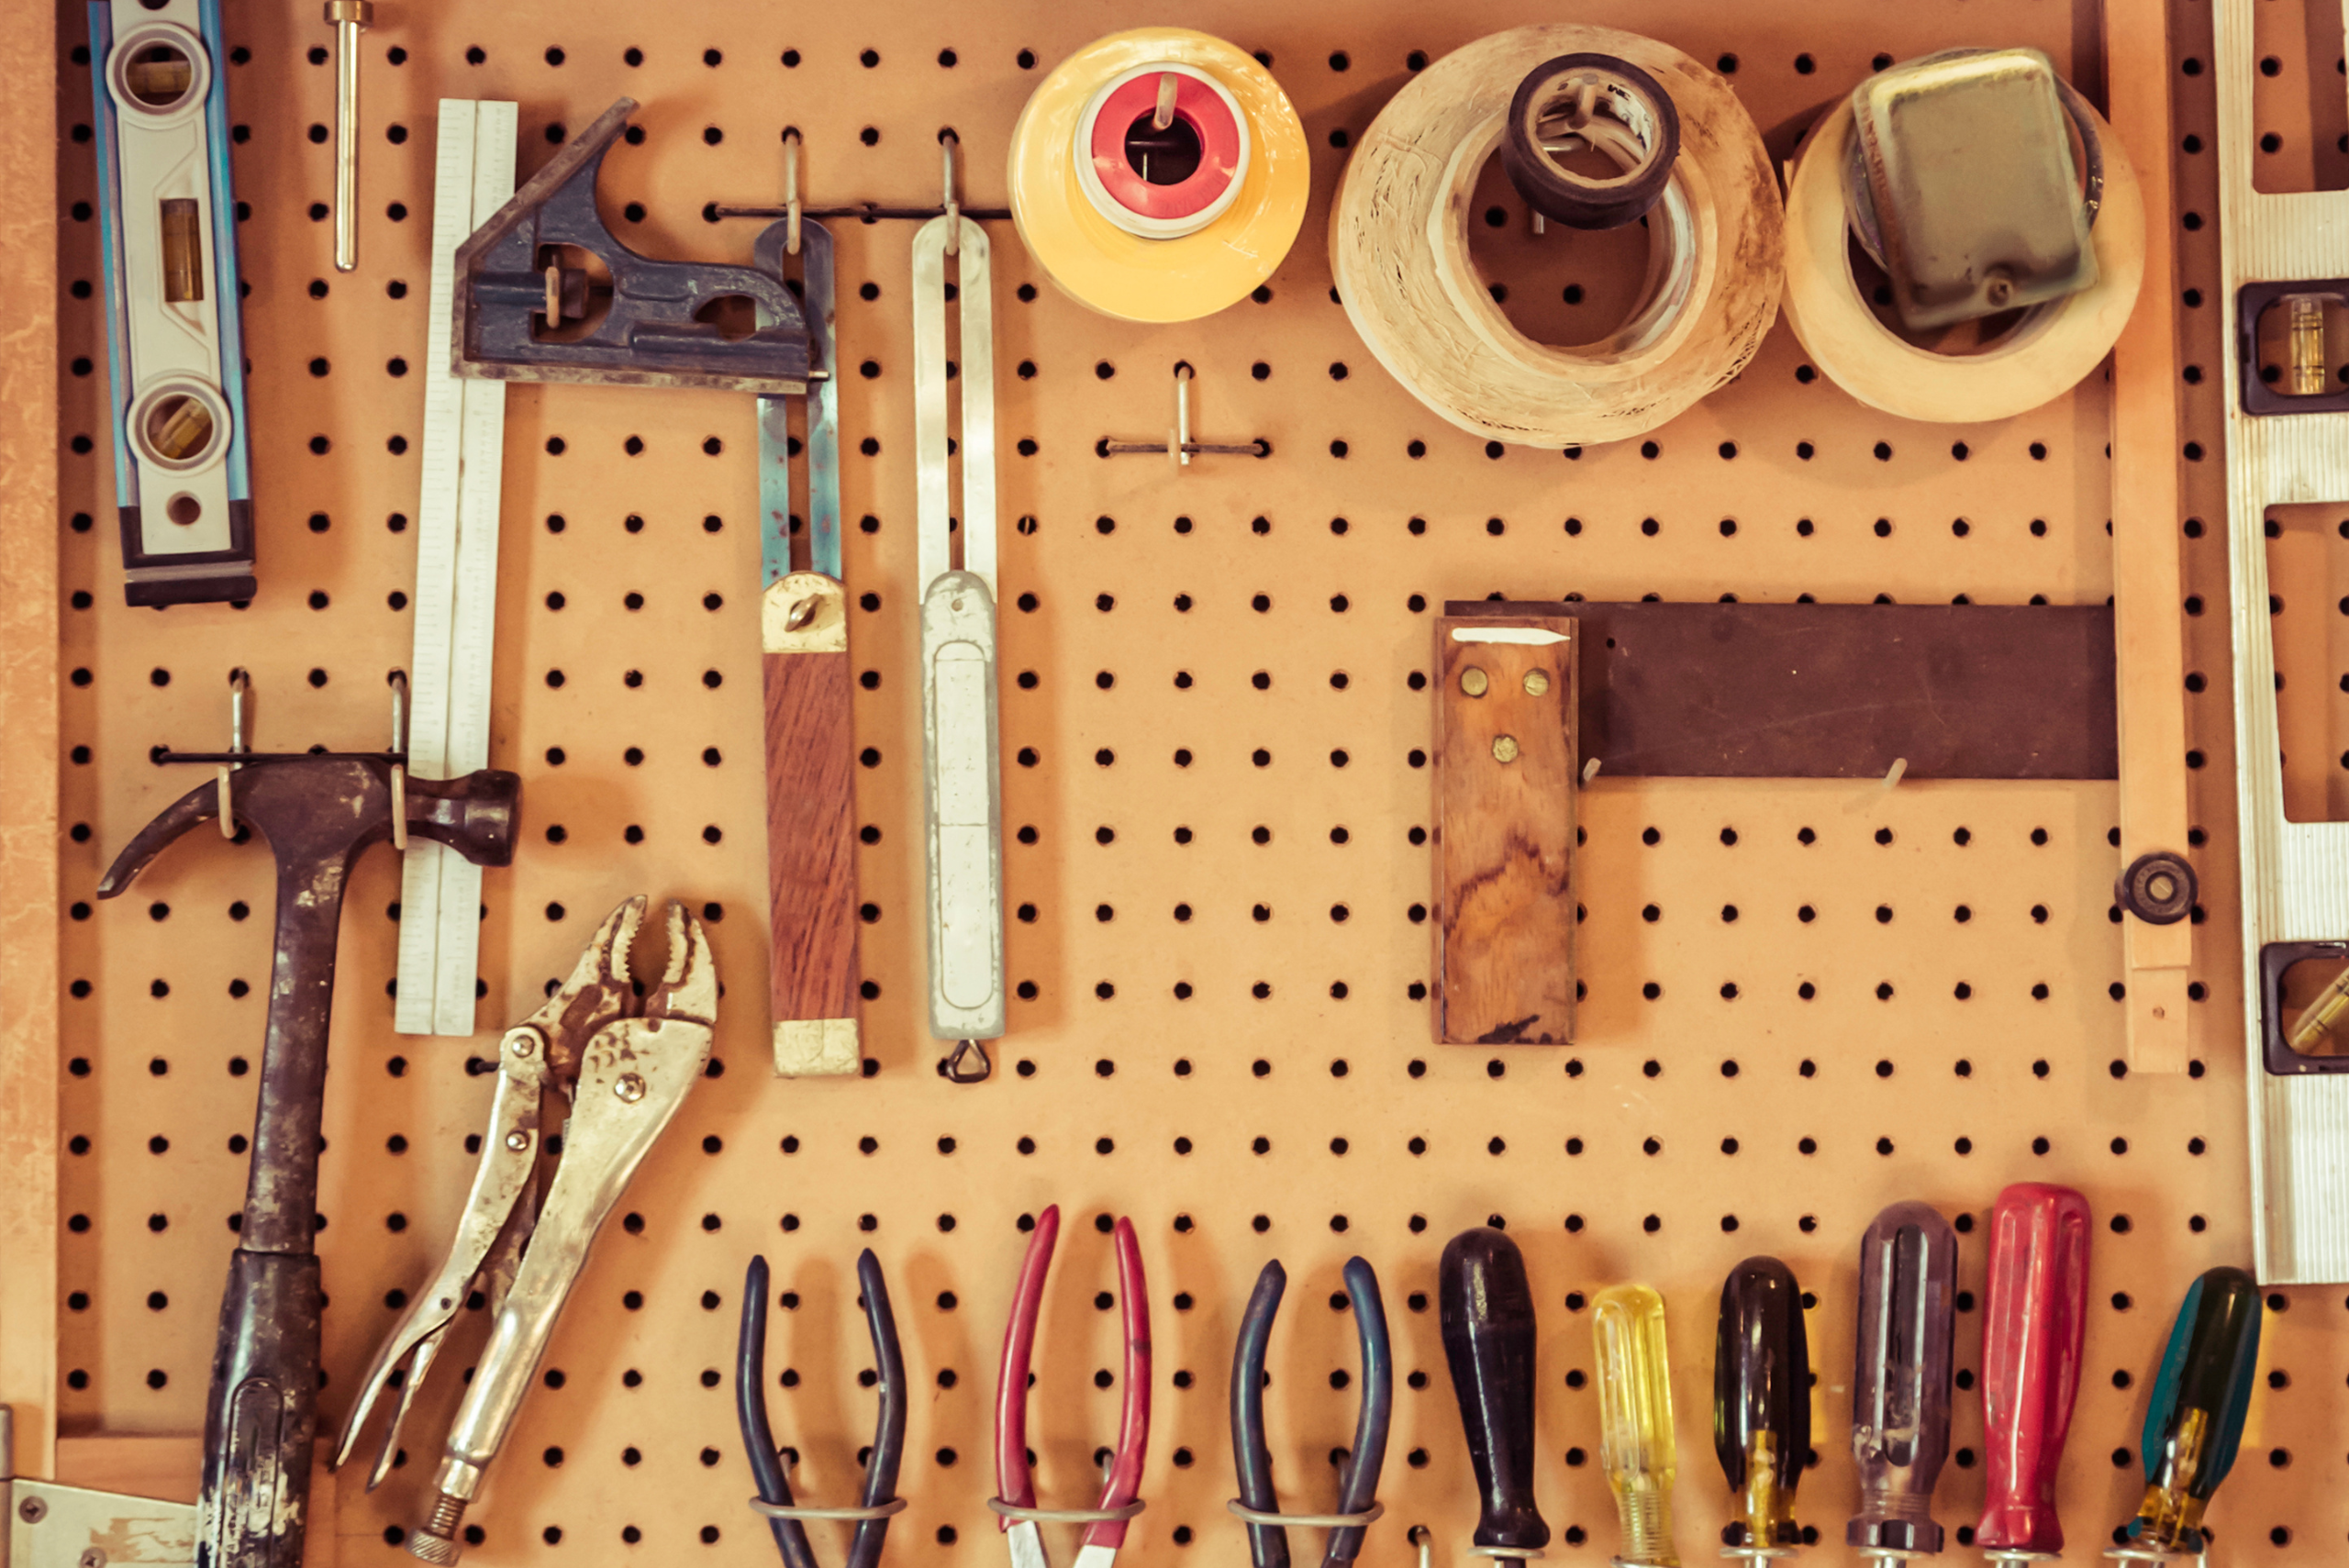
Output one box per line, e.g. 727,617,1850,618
228,667,250,752
939,129,961,255
782,128,803,256
1409,1524,1433,1568
217,668,251,839
388,669,410,851
1173,361,1195,469
1152,71,1178,130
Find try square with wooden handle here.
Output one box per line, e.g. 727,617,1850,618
1432,615,1577,1045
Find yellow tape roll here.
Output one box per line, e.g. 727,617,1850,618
1008,28,1309,323
1330,26,1783,448
1780,95,2144,423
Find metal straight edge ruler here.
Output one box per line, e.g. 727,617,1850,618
913,189,1006,1053
2211,0,2349,1285
751,211,862,1078
395,99,517,1038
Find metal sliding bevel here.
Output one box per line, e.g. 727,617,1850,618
87,0,256,606
755,214,863,1075
914,215,1006,1043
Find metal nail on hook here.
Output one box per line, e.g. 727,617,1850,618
1153,71,1178,131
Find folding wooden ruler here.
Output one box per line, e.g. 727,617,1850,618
395,99,515,1037
2213,0,2349,1284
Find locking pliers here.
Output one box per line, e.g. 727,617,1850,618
332,896,718,1564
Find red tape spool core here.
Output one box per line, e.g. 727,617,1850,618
1087,71,1243,223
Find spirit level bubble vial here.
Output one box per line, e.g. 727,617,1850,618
88,0,257,606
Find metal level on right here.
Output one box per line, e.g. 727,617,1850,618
2215,0,2349,1286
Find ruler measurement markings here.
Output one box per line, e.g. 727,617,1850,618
396,99,515,1038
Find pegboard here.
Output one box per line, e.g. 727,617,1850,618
31,0,2349,1563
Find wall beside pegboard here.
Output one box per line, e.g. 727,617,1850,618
30,0,2349,1562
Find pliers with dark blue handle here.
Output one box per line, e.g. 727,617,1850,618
1230,1256,1393,1568
737,1251,907,1568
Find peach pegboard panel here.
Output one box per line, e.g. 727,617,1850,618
34,0,2349,1563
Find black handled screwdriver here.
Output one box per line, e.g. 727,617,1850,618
1440,1228,1549,1554
1714,1256,1811,1559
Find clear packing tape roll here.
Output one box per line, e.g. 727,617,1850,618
1008,28,1309,322
1329,25,1785,448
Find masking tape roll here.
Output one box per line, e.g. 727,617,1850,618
1008,28,1309,322
1780,95,2144,423
1330,25,1783,448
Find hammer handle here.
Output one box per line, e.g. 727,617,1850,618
201,1250,323,1568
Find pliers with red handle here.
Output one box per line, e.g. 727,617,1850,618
993,1204,1152,1568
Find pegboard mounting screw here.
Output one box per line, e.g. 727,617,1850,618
18,1496,45,1524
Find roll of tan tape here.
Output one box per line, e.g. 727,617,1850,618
1329,25,1783,448
1780,95,2144,422
1008,28,1309,323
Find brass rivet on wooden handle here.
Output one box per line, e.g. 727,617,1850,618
1492,736,1520,763
1522,670,1551,696
1461,667,1489,696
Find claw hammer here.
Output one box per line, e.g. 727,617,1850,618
99,688,518,1568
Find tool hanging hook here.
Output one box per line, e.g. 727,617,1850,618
388,670,410,851
217,668,251,839
940,129,961,256
783,128,803,256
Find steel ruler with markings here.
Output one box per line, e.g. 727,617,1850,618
395,99,516,1038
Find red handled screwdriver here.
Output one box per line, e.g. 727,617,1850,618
1975,1184,2091,1563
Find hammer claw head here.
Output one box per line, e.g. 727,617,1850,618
96,775,227,897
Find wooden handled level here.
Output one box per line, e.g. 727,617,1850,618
1432,615,1577,1044
763,573,861,1076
